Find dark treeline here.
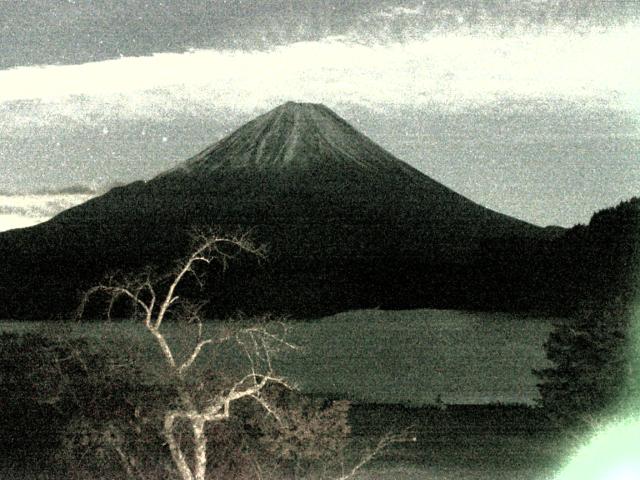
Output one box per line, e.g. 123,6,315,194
472,197,639,317
529,199,640,430
0,196,636,321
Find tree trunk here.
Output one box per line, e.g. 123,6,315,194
164,413,195,480
193,417,208,480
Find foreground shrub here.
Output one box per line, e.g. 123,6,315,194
0,332,73,450
0,331,168,477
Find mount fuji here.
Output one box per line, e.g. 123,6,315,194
0,102,547,319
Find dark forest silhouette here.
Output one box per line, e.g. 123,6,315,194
0,103,636,321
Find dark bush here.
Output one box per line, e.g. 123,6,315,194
0,332,169,477
1,332,355,479
0,332,78,449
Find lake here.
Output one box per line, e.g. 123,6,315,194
0,308,559,405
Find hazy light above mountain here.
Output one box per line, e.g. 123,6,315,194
1,1,638,228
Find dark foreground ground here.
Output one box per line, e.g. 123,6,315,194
1,404,572,480
348,404,571,480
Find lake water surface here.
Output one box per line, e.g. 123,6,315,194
279,309,558,405
1,309,559,405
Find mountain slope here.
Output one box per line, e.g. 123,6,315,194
172,101,430,174
0,102,547,319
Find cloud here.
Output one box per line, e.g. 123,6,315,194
0,214,50,232
0,192,94,232
1,23,639,130
33,184,97,195
376,5,424,18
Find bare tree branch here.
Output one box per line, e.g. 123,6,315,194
76,229,412,480
76,229,291,480
178,339,214,375
334,429,417,480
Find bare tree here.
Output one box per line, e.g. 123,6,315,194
77,229,415,480
78,229,300,480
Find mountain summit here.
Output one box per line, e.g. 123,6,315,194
0,102,546,319
176,101,417,175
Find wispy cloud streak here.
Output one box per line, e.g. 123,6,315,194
1,24,638,124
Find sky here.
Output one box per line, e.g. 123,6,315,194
1,0,639,231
